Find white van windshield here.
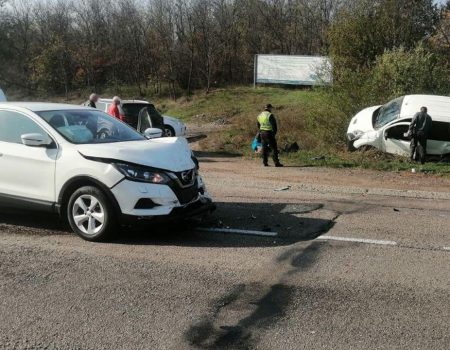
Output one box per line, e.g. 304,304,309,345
37,109,145,144
373,97,404,129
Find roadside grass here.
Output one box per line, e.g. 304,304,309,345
155,86,348,150
282,150,450,175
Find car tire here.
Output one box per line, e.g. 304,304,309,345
165,125,176,137
347,139,356,152
67,186,117,242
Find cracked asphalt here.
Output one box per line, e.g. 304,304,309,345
0,155,449,349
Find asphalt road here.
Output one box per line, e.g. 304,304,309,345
0,156,449,350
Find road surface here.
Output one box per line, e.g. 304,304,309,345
0,155,449,349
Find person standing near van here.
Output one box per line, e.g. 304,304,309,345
108,96,124,121
84,93,99,108
409,106,432,164
257,104,283,167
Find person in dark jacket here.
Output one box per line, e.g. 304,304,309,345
409,106,432,164
84,93,99,108
257,104,283,167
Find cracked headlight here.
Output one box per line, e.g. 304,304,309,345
113,163,170,184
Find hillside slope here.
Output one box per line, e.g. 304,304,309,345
155,87,347,153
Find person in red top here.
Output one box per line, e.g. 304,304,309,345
108,96,125,121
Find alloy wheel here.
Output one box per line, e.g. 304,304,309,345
71,194,105,236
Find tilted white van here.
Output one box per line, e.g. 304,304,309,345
0,103,214,241
347,95,450,157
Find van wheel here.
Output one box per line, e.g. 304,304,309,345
67,186,117,242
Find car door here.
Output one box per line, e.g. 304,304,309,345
0,110,58,203
382,123,411,156
136,105,165,134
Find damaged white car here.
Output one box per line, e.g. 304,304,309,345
347,95,450,157
0,102,214,241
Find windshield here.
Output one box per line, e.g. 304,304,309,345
373,97,404,129
36,109,145,144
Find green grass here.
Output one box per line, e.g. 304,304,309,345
153,86,330,120
283,151,450,175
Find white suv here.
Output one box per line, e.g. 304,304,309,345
96,99,186,137
0,102,213,241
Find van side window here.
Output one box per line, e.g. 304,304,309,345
386,124,410,141
429,121,450,142
0,110,46,144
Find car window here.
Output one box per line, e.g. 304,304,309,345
137,106,165,133
122,103,149,118
374,97,404,129
385,124,410,141
96,102,106,112
0,110,47,144
122,103,149,129
36,109,145,144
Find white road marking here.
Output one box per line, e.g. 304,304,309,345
443,247,450,251
198,227,278,237
317,235,397,246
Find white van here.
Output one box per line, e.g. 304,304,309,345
347,95,450,157
0,89,6,102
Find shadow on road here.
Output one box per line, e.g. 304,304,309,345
112,202,332,248
194,151,243,159
0,201,333,248
0,209,67,235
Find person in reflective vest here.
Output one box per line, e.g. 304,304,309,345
257,104,283,167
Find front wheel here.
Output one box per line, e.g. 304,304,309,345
67,186,117,242
164,125,176,137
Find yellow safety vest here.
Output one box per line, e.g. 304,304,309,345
257,111,273,131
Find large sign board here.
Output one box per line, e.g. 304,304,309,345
254,55,332,86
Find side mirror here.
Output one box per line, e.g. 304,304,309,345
144,128,163,139
21,133,52,147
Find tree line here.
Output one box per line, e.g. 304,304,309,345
1,0,450,100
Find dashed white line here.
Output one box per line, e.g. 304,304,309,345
316,235,397,246
198,227,278,237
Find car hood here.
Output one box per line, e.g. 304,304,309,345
78,137,195,172
347,105,381,135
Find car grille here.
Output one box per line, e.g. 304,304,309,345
170,179,199,205
172,169,196,187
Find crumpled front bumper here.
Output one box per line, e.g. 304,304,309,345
149,196,216,222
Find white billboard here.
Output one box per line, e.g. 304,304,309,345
254,55,332,86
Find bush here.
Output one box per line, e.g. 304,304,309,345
371,44,450,101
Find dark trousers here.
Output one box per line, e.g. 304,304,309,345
410,132,427,164
260,131,280,165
